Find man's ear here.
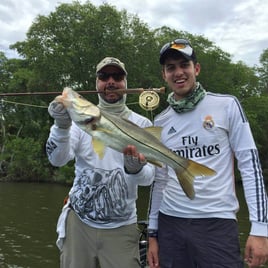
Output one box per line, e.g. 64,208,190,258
162,69,166,81
195,62,201,76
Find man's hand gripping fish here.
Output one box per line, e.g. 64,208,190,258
55,87,216,199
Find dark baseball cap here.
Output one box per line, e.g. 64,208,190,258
159,39,197,64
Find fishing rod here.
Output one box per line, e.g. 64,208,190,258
0,87,166,97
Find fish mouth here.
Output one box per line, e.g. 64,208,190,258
56,87,101,124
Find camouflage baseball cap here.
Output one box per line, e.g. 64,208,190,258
96,57,127,74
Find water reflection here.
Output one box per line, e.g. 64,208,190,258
0,183,69,268
0,182,267,268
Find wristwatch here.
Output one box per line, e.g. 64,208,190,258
148,229,158,238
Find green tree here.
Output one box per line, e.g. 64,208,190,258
242,95,268,173
11,3,158,92
0,137,50,181
0,52,10,92
257,48,268,94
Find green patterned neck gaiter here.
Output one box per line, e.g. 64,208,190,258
167,82,206,113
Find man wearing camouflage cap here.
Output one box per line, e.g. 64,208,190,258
47,57,155,268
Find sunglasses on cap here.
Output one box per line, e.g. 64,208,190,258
160,39,194,64
97,72,125,82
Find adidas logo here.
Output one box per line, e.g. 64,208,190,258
168,126,176,135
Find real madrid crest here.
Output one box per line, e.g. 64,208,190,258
203,115,214,130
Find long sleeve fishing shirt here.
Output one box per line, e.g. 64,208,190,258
47,111,155,229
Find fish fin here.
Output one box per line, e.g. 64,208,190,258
147,159,164,168
92,138,105,159
175,160,216,200
143,126,163,140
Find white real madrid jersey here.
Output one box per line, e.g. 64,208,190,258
149,92,267,236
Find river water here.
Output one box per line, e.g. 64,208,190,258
0,182,267,268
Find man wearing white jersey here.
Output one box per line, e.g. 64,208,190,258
147,39,268,268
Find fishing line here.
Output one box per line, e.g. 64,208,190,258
1,99,48,109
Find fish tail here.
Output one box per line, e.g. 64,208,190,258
175,167,196,200
175,160,216,200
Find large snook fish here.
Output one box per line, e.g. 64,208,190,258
55,87,216,199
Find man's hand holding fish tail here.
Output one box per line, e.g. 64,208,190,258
48,101,72,129
123,145,147,174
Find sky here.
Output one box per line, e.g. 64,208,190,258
0,0,267,67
